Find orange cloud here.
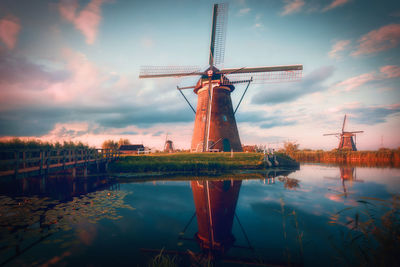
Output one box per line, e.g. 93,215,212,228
0,15,21,50
59,0,105,44
336,72,376,91
352,24,400,56
328,39,351,58
281,0,305,16
380,65,400,79
323,0,350,12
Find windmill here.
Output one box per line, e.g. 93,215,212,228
323,114,364,151
139,3,303,152
164,140,174,153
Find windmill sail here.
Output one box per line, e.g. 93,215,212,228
209,3,228,67
342,114,347,133
139,66,203,78
220,65,303,84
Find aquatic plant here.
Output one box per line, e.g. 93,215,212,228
0,190,134,266
328,195,400,266
147,248,179,267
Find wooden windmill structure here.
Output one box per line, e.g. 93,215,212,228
139,3,303,152
323,114,364,151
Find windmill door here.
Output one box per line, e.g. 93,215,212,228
223,139,231,152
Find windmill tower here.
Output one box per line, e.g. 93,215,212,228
164,140,174,153
323,114,364,151
139,3,303,152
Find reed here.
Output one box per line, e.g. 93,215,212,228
328,195,400,266
285,149,400,167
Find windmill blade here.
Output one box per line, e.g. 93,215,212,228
219,65,303,84
139,66,204,78
342,114,347,133
323,133,340,136
348,131,364,134
209,3,228,67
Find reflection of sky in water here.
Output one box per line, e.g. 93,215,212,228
0,164,399,266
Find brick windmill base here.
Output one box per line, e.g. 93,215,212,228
191,83,242,152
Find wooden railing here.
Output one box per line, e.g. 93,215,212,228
0,149,120,178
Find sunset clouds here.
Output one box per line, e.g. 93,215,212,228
323,0,350,12
0,15,20,50
329,40,351,59
352,24,400,56
0,0,399,149
281,0,304,16
58,0,105,44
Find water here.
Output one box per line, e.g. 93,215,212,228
0,164,399,266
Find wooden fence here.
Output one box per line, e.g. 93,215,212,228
0,149,120,179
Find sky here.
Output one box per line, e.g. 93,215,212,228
0,0,399,150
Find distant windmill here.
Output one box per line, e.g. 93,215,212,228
323,114,364,151
163,133,174,153
139,3,303,152
164,140,174,153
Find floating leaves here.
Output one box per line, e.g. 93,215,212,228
0,190,134,260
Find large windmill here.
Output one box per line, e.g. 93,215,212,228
139,3,303,152
323,114,364,151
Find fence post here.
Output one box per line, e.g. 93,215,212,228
63,150,66,170
14,151,19,179
46,151,50,174
40,150,44,175
22,151,26,169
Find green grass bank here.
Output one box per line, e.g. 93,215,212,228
109,152,298,174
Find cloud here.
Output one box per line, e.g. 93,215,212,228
352,24,400,56
260,119,296,129
328,40,351,59
334,65,400,91
380,65,400,79
238,7,251,16
0,15,21,50
58,0,105,44
343,104,400,125
251,66,335,105
236,112,297,129
0,47,196,137
0,53,69,86
322,0,350,12
281,0,305,16
335,72,376,91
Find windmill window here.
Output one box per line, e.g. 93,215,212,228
222,115,228,122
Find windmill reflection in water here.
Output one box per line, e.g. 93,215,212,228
143,170,299,266
325,166,364,198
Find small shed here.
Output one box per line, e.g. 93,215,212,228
119,144,145,154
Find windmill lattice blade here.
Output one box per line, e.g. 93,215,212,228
222,70,302,84
209,3,228,67
139,66,203,78
342,114,347,132
323,133,340,136
219,65,303,74
348,131,364,134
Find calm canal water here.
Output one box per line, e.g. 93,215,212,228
0,164,399,266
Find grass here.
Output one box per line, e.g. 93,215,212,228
109,152,298,174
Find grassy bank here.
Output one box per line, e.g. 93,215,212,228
286,149,400,167
109,152,298,174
